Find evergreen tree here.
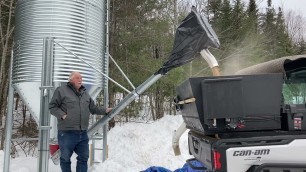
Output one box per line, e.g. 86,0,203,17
297,39,306,54
261,0,278,60
208,0,222,21
275,7,294,56
231,0,247,41
218,0,232,43
247,0,258,33
262,0,276,35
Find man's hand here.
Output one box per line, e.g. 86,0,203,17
61,114,67,120
106,108,112,113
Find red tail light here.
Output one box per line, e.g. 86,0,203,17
213,150,222,170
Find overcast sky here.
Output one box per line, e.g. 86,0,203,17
256,0,306,18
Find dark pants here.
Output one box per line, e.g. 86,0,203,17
58,130,89,172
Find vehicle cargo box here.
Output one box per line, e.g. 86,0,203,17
176,73,283,134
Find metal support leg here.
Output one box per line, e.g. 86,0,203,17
37,37,54,172
102,0,110,162
3,54,14,172
102,125,108,161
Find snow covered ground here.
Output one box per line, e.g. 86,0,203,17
0,115,193,172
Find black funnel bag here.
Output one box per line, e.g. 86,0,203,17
156,7,220,75
176,73,283,135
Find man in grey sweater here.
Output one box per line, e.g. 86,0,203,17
49,71,112,172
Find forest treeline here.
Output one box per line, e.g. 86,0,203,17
0,0,305,150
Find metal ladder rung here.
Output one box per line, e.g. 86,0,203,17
92,137,103,140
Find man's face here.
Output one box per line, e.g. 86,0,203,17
71,72,83,90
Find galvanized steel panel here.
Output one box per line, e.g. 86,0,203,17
13,0,106,85
12,0,107,122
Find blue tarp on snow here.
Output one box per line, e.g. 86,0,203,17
141,166,172,172
142,158,207,172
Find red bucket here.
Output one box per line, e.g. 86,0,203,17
49,144,60,156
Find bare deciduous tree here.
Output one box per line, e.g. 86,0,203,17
285,10,306,44
0,0,16,150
